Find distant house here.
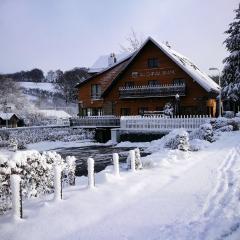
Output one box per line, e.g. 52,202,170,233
76,37,220,117
39,109,71,125
0,112,20,128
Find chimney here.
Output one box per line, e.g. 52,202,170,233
108,53,117,66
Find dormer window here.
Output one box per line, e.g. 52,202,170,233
148,58,159,68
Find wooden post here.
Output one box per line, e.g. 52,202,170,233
88,158,95,188
129,150,136,172
113,153,120,176
10,174,23,219
54,165,62,201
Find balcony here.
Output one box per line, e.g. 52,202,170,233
119,84,186,99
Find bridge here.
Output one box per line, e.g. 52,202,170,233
70,115,212,143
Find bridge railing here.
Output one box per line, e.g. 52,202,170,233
120,115,212,131
70,116,120,127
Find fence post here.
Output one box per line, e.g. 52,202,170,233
88,157,95,188
10,174,23,219
113,153,120,176
54,165,62,201
129,150,136,172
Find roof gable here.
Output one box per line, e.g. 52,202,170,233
75,54,133,88
0,112,19,120
102,37,220,97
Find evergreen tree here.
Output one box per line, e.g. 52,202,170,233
222,4,240,103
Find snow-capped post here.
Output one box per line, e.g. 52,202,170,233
87,157,95,188
54,165,62,201
10,174,23,219
134,148,143,170
113,153,120,176
129,150,136,172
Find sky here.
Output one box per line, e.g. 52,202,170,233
0,0,238,75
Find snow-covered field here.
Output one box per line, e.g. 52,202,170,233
19,82,57,93
0,131,240,240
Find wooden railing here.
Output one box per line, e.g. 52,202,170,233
120,115,211,131
70,116,120,127
119,84,186,99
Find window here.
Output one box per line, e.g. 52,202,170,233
125,81,135,88
148,80,159,86
173,79,185,85
91,84,101,99
121,108,131,116
148,58,159,68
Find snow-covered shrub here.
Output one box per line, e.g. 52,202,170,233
126,148,143,169
0,136,8,148
164,129,189,151
64,156,76,186
210,117,239,131
215,125,233,132
223,111,235,118
8,138,18,152
163,102,174,117
0,127,94,150
236,112,240,118
0,150,76,215
189,139,210,151
190,123,215,142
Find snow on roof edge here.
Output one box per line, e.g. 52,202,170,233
148,37,220,93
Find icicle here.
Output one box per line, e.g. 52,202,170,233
113,153,120,176
88,158,95,188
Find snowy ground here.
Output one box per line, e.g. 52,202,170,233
1,132,240,240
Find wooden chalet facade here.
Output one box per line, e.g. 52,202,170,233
76,37,220,117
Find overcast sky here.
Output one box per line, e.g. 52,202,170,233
0,0,238,75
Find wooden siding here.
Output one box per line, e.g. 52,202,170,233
77,41,217,116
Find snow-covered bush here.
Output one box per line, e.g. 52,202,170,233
163,102,174,117
8,138,18,152
189,139,210,151
236,112,240,118
210,117,239,131
0,136,8,148
64,156,76,186
126,148,143,170
215,125,233,133
0,127,94,149
164,129,189,151
0,150,76,215
190,123,215,142
223,111,235,118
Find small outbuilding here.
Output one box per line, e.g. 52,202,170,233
0,112,20,128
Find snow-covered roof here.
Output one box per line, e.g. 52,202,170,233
0,112,19,120
39,110,71,119
149,38,220,93
101,37,220,97
89,52,132,73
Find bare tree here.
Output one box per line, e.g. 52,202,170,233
120,29,145,52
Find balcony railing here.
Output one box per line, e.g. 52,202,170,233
119,84,186,99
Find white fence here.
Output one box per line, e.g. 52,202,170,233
120,115,212,131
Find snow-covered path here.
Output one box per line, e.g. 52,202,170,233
0,132,240,240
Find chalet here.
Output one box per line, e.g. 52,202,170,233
0,112,20,128
76,37,220,117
